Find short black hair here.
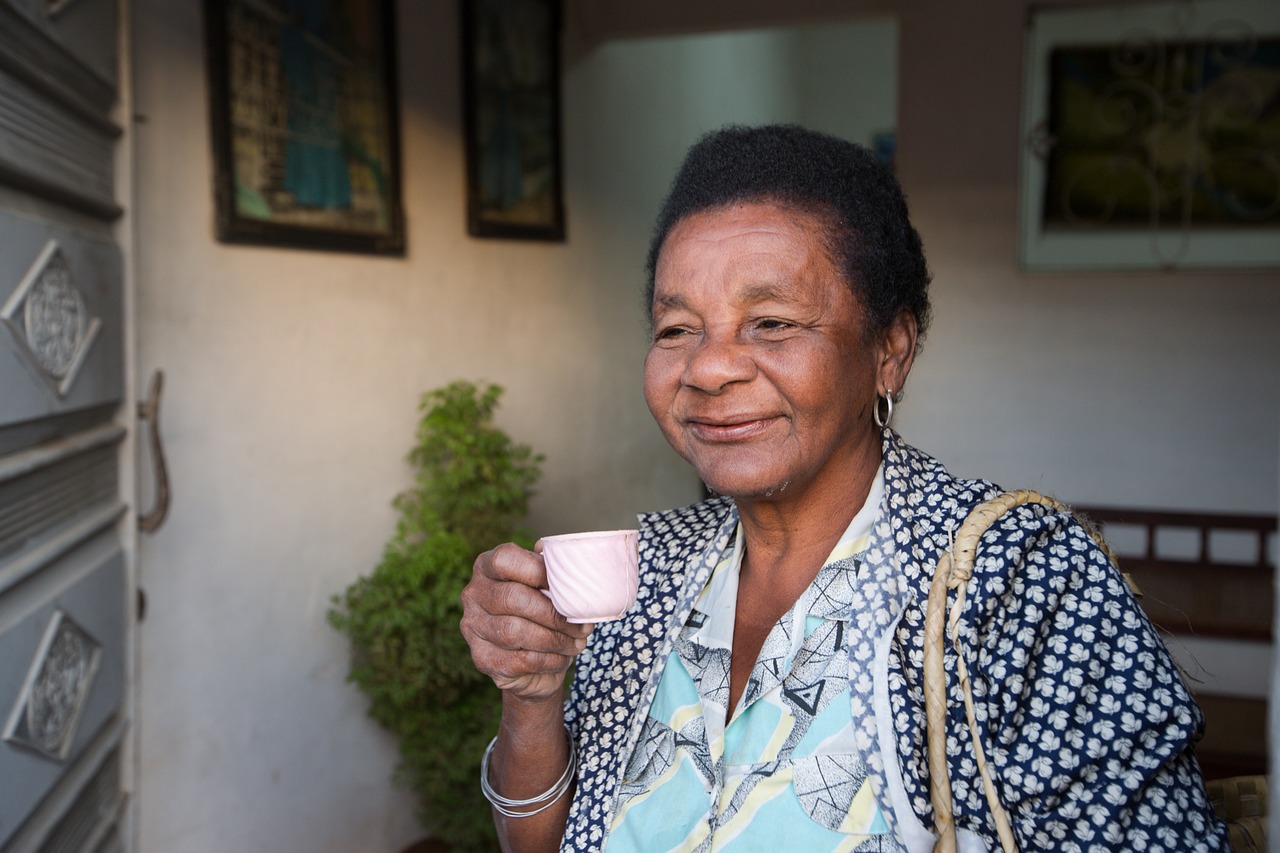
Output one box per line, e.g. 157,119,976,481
645,124,931,344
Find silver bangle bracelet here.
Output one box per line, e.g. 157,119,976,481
480,729,578,818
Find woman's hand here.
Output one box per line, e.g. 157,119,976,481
462,543,588,852
461,542,592,702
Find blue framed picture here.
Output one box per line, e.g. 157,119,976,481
205,0,406,254
462,0,566,241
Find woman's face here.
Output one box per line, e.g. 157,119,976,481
644,201,894,503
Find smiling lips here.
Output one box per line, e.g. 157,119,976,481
683,415,782,442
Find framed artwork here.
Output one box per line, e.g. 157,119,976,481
1019,0,1280,270
462,0,566,241
205,0,405,255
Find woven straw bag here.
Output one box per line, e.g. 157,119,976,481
923,490,1117,853
1205,775,1268,852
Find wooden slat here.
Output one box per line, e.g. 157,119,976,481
1074,505,1277,640
1077,506,1276,566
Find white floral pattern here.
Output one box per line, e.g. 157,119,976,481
561,432,1229,851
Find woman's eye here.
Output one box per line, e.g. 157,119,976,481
756,319,792,331
655,326,690,341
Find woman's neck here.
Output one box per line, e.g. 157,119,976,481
733,440,881,587
724,447,882,717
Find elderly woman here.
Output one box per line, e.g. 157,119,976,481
460,125,1227,852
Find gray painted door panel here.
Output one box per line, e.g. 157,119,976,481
0,539,126,849
0,0,130,850
0,211,124,452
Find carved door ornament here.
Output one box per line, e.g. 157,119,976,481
0,239,102,396
3,610,103,763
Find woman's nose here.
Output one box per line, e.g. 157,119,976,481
681,331,755,394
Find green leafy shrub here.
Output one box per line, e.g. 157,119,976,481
328,381,543,851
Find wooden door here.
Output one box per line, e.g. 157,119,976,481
0,1,132,850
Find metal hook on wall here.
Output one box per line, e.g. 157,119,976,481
137,370,170,534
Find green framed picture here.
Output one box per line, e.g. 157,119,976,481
205,0,406,254
461,0,566,241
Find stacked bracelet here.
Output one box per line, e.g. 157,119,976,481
480,730,578,818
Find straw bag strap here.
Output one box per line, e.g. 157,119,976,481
923,489,1116,853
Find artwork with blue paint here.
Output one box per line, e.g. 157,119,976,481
463,0,565,241
207,0,404,253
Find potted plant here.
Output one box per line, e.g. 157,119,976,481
328,380,543,852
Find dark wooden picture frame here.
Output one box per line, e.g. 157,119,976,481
204,0,405,255
1042,38,1280,230
461,0,566,241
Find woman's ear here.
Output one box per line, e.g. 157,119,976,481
878,311,918,397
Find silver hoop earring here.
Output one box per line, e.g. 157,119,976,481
874,390,894,429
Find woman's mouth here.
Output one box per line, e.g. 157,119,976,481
684,416,780,443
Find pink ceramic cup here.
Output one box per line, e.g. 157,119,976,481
539,529,639,624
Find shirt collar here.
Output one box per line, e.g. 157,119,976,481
686,463,886,645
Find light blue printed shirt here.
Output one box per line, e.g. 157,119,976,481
605,470,903,852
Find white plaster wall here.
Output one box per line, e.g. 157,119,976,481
127,3,699,850
790,20,899,147
129,2,1278,851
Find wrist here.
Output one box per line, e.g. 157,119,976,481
498,688,568,750
482,726,577,818
501,688,565,721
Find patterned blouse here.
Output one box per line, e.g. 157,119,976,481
561,431,1229,852
605,469,895,851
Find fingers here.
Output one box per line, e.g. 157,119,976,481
476,645,576,686
489,612,587,656
462,590,588,661
465,544,563,628
484,541,549,589
460,542,594,701
461,615,586,699
469,545,592,632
